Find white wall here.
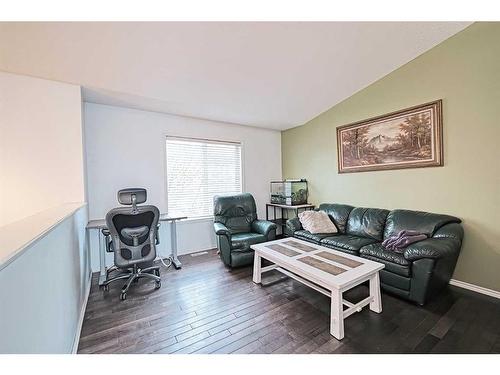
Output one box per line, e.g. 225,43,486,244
0,205,90,353
84,103,282,270
0,71,85,226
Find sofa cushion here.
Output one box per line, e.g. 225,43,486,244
320,235,378,254
359,243,411,277
383,209,461,240
294,230,331,244
231,232,266,251
346,207,389,240
318,204,354,234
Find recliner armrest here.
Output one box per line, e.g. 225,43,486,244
214,222,231,237
403,237,461,262
251,220,277,237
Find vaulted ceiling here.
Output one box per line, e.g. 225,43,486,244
0,22,471,129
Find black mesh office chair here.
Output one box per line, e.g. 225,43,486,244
102,188,161,300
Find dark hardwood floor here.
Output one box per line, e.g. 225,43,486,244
78,249,500,354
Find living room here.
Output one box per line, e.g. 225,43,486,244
0,0,499,372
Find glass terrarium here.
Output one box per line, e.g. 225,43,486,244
270,179,308,206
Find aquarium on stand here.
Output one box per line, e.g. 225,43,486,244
270,179,308,206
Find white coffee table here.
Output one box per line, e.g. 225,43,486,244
251,238,384,340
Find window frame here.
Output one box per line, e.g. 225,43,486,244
164,134,245,221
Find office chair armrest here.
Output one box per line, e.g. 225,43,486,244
102,228,113,252
156,224,161,245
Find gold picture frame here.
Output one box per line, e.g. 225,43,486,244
337,100,443,173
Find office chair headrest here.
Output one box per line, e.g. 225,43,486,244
118,188,147,205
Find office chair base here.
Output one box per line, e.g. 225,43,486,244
102,265,161,300
106,265,132,278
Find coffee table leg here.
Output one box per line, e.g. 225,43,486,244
369,272,382,313
252,252,261,284
330,289,344,340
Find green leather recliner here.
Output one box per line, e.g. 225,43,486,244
213,193,277,267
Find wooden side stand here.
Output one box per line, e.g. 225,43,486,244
265,203,315,238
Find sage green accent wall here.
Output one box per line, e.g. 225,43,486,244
281,23,500,291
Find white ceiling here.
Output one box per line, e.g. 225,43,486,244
0,22,471,130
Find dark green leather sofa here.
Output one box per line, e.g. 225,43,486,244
285,204,463,305
213,193,277,267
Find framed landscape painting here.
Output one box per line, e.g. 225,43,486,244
337,100,443,173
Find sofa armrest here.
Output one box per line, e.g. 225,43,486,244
403,237,461,262
251,220,277,237
285,217,302,235
433,222,464,243
214,222,231,238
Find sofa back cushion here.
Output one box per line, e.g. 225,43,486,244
346,207,390,240
213,193,257,234
318,204,354,234
383,209,461,239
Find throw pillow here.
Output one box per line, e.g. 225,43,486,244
298,211,338,234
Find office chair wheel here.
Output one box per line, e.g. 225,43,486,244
155,280,161,289
119,291,127,301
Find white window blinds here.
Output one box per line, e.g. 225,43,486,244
166,137,242,218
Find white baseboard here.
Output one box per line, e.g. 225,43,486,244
177,246,217,257
449,279,500,300
72,271,92,354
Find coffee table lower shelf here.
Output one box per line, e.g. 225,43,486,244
252,254,382,340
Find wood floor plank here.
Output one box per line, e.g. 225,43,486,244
78,249,500,354
232,339,263,354
312,336,345,354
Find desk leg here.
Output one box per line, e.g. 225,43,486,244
98,230,107,286
170,220,182,269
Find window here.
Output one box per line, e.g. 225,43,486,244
166,136,242,218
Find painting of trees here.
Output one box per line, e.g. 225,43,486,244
399,112,431,150
337,100,443,173
342,126,370,160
